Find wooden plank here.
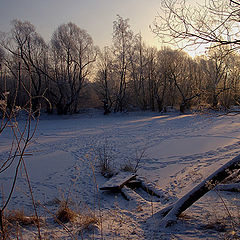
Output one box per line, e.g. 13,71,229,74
136,176,173,203
121,186,146,203
126,180,142,189
100,172,137,190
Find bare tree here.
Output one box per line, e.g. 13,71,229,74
112,15,134,112
154,47,174,112
0,47,4,68
50,22,97,114
145,47,159,111
0,20,48,114
0,48,4,97
0,67,42,240
200,46,233,109
227,53,240,107
129,34,150,110
152,0,240,51
156,48,200,112
95,46,114,114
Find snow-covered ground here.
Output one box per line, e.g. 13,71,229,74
1,110,240,239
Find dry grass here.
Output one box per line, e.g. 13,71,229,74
99,160,115,178
6,209,42,227
203,216,228,232
1,209,44,240
201,200,240,239
178,212,193,221
121,149,146,173
77,213,99,230
120,163,136,173
44,197,62,206
95,142,115,178
56,203,99,230
56,205,77,223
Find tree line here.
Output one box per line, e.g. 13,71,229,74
0,14,240,116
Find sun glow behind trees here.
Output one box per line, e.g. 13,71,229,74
0,0,240,115
0,0,211,58
0,0,162,51
153,0,240,52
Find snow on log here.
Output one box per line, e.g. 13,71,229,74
100,172,137,190
158,154,240,228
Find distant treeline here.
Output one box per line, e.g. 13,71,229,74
0,16,240,115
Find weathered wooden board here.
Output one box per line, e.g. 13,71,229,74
136,176,175,203
126,179,142,189
100,172,137,190
121,186,146,203
137,177,164,197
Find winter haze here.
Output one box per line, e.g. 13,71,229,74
0,0,163,47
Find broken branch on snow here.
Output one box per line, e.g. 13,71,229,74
157,154,240,228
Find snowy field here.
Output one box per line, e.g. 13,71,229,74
1,110,240,239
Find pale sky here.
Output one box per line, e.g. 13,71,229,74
0,0,164,48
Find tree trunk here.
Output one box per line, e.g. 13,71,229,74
158,154,240,228
180,102,186,113
212,94,218,109
0,210,5,240
157,98,163,112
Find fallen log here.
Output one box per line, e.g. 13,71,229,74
157,154,240,228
